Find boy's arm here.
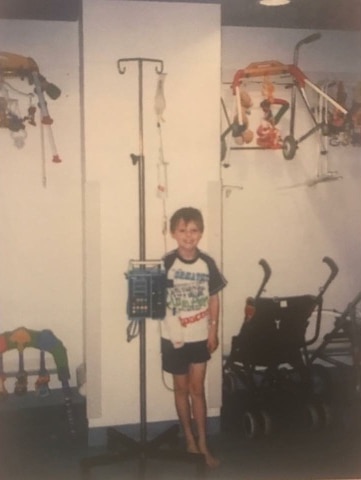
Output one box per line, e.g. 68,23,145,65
207,293,220,353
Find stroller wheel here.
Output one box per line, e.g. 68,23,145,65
310,364,332,397
304,402,321,431
259,409,273,436
222,369,239,395
243,410,262,439
316,401,333,428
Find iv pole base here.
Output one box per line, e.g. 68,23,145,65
80,424,206,478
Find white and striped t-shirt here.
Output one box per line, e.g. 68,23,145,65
161,249,227,344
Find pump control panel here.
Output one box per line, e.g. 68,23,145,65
126,260,167,320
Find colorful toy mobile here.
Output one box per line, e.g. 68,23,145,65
224,33,348,160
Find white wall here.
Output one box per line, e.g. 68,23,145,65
82,0,221,429
0,0,223,434
221,27,361,354
2,5,360,439
0,20,82,389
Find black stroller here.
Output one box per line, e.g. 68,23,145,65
222,257,339,438
310,290,361,406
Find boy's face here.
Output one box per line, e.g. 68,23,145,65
171,219,203,258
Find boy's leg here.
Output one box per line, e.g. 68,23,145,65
173,373,198,453
189,362,220,468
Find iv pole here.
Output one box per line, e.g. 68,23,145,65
81,58,205,479
122,57,162,448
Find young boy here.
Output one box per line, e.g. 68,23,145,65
161,207,227,468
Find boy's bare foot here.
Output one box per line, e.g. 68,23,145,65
201,449,220,469
185,438,220,468
197,442,220,468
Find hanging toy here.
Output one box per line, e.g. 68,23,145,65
232,87,254,145
0,83,37,148
256,76,289,149
26,104,37,126
0,94,25,132
328,81,348,136
256,119,282,149
349,81,361,146
0,51,62,163
261,75,275,103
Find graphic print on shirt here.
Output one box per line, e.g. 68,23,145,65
168,267,209,326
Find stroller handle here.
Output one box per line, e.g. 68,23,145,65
318,256,339,297
307,257,339,346
259,258,271,279
255,258,272,300
322,256,339,281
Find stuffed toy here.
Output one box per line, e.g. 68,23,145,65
232,89,254,145
256,119,282,149
256,96,289,149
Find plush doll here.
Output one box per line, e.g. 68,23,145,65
256,118,282,149
232,89,254,145
256,97,289,149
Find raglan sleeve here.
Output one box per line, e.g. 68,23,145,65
208,257,227,296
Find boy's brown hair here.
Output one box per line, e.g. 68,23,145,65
170,207,204,233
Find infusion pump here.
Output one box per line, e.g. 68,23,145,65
126,260,167,320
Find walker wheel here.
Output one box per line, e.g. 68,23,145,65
282,135,298,160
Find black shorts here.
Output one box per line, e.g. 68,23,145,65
161,338,211,375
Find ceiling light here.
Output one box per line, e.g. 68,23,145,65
259,0,291,6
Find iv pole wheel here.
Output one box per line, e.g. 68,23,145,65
282,135,298,160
